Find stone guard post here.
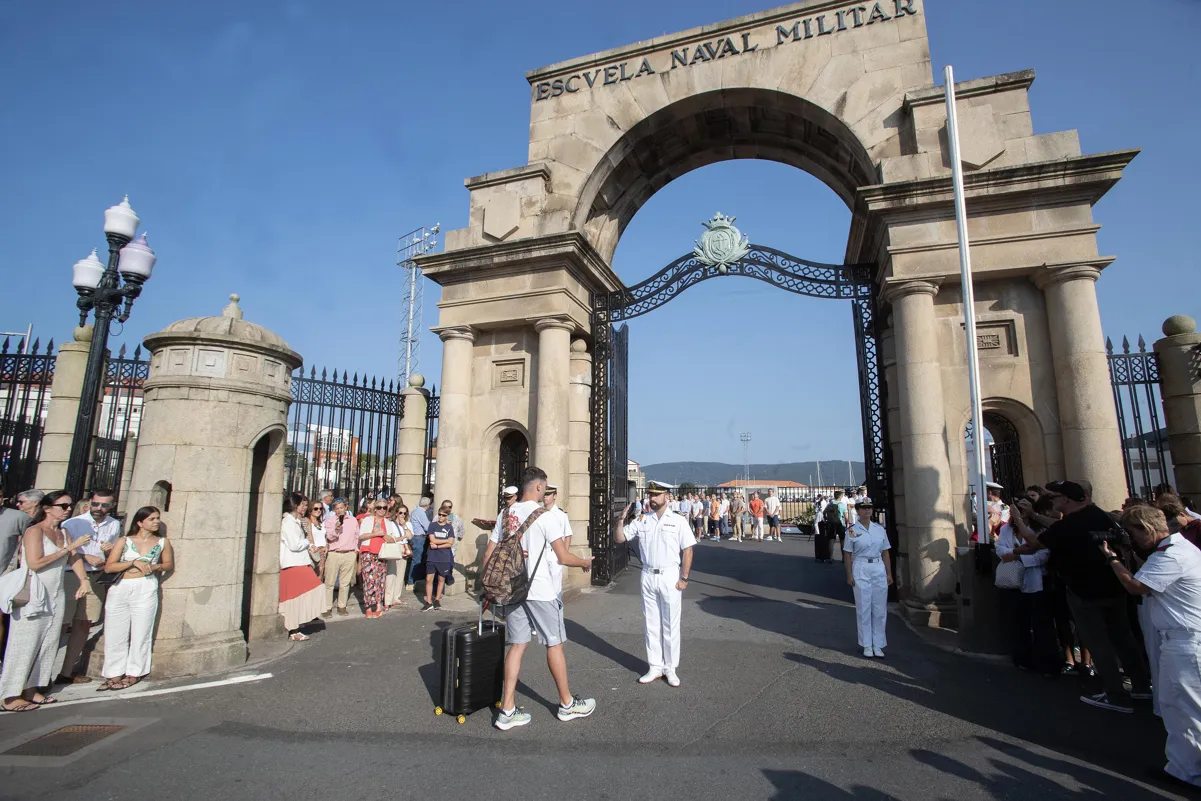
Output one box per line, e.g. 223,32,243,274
125,295,302,677
1155,315,1201,500
35,326,94,495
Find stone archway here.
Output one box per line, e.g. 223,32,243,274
419,0,1136,625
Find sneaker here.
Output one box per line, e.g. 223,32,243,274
1060,662,1078,676
863,647,874,658
337,607,349,617
405,584,414,591
873,647,885,658
557,696,596,721
1080,692,1132,713
433,600,442,609
1130,690,1154,701
638,668,665,684
421,602,434,612
1082,665,1097,678
665,670,681,687
320,611,333,620
494,707,531,731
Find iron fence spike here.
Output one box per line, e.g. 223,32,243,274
1106,337,1113,354
0,337,8,355
46,338,55,353
133,344,142,359
29,338,37,353
1123,335,1131,353
1138,334,1147,351
321,367,327,380
118,343,127,358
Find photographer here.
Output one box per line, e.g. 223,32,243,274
1036,480,1151,712
1106,505,1201,788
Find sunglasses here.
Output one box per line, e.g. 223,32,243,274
51,503,73,511
90,501,113,508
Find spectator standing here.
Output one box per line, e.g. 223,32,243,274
483,466,595,730
321,499,359,618
708,494,722,542
748,493,765,542
764,489,782,543
1000,499,1059,674
57,488,123,684
407,497,432,590
1158,495,1201,549
1037,480,1151,712
318,489,335,522
384,505,413,609
718,494,730,540
0,492,90,711
357,500,390,618
422,506,456,611
729,494,746,542
1110,505,1201,787
303,502,327,579
278,495,322,641
0,489,40,660
678,495,692,532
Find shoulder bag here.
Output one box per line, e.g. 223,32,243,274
994,557,1025,590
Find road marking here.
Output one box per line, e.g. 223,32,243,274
47,673,273,709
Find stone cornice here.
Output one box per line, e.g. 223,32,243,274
432,326,477,343
903,70,1036,111
1031,263,1103,290
142,331,302,370
464,163,551,191
143,375,294,405
534,316,576,334
419,231,624,295
881,279,940,304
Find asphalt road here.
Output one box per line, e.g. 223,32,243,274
0,534,1193,800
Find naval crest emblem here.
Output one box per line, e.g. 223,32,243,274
693,212,749,273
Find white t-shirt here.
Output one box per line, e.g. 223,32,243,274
309,518,327,547
765,496,781,516
488,500,565,602
1135,533,1201,632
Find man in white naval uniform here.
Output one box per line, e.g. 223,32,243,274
490,486,519,541
544,482,574,545
615,481,696,687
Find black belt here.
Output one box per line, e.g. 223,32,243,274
644,567,676,574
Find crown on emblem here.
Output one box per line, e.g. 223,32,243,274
702,212,737,230
694,212,750,272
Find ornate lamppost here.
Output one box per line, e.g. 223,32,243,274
65,196,157,500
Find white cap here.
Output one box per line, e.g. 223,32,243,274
546,483,559,492
985,481,1004,491
503,486,519,496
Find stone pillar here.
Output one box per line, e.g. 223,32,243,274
880,320,907,593
433,327,475,513
35,326,94,491
1154,315,1201,500
1037,266,1125,509
565,337,593,589
534,317,573,487
885,281,957,623
396,374,430,503
117,434,137,514
125,295,302,677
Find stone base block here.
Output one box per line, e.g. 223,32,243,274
150,631,248,678
899,597,958,630
248,612,286,641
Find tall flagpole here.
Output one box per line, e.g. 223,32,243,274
944,65,990,546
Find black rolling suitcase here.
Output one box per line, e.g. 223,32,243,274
814,523,832,562
436,603,505,723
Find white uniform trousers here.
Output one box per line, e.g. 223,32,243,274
852,559,888,649
640,566,682,670
1159,632,1201,787
1139,599,1162,717
102,577,159,679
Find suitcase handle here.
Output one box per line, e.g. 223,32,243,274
478,599,497,635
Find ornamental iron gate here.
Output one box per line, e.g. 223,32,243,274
589,235,891,586
0,337,55,497
86,343,150,504
964,413,1025,502
1107,335,1171,499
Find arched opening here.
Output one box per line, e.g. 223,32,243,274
241,434,271,642
151,480,172,513
497,430,529,508
965,412,1026,503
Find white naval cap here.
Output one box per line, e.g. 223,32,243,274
503,486,519,496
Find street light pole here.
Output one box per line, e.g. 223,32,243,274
64,197,157,501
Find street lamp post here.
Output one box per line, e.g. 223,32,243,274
64,196,157,500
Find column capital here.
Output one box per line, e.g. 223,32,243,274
882,280,940,305
534,316,575,334
1031,262,1105,290
433,325,476,343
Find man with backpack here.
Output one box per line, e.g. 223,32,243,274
481,466,596,730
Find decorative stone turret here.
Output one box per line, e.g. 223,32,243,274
1155,315,1201,502
125,294,302,677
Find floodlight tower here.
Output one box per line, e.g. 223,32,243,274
740,432,751,485
397,223,440,381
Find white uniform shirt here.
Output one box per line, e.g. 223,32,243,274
487,500,566,602
765,496,781,516
843,520,890,561
622,509,697,569
995,522,1050,593
548,504,574,541
1135,533,1201,632
62,512,123,572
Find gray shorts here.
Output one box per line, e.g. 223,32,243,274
503,599,566,647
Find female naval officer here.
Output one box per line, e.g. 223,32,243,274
843,497,893,658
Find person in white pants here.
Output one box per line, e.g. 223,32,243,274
843,498,893,658
1106,505,1201,788
98,507,173,691
615,481,696,687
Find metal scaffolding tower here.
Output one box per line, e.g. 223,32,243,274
397,223,440,382
740,432,751,485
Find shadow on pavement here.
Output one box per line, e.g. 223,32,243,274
762,768,898,799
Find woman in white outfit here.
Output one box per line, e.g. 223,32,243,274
383,505,413,609
98,506,173,691
843,498,893,658
0,491,91,711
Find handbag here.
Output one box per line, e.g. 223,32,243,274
994,558,1025,590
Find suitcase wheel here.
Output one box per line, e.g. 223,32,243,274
434,706,443,716
495,701,502,709
456,714,466,724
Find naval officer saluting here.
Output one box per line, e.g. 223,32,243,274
614,481,696,687
844,497,893,658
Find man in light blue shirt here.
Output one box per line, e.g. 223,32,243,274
678,495,692,523
407,497,432,589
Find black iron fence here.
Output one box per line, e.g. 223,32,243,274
286,367,404,511
1107,335,1171,499
87,344,149,504
0,337,55,497
424,388,439,498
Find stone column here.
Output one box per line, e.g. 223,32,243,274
1154,315,1201,500
1037,266,1125,509
564,337,593,589
396,374,430,503
880,320,907,592
117,434,137,514
35,326,94,491
534,317,573,486
885,281,957,622
433,327,475,513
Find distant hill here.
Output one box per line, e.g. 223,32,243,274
642,461,864,487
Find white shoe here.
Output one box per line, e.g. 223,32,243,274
873,647,885,658
639,668,665,684
863,647,874,658
665,670,681,687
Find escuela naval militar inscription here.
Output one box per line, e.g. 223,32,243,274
532,0,918,101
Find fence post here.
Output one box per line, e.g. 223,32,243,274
1153,315,1201,500
35,326,94,493
396,374,429,503
117,433,137,513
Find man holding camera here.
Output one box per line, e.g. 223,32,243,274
1036,480,1151,712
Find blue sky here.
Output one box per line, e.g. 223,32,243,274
2,1,1197,468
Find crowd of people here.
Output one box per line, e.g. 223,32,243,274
648,488,793,543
